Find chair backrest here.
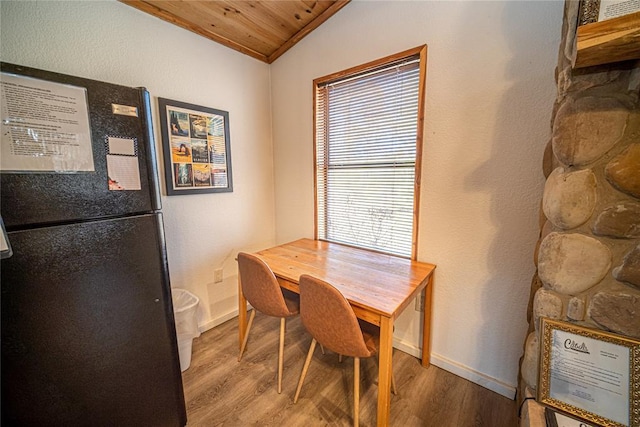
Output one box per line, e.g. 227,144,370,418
238,252,293,318
299,274,374,358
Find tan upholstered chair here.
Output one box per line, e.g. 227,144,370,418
293,274,396,426
237,252,300,394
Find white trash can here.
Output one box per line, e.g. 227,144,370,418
172,288,200,372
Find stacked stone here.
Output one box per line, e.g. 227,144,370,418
519,1,640,399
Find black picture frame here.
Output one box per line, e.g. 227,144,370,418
158,97,232,195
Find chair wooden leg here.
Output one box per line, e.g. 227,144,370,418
294,338,317,403
354,357,360,427
277,317,285,394
238,309,256,362
320,345,325,355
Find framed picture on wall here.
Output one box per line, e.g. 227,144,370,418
579,0,640,25
537,318,640,427
158,97,233,195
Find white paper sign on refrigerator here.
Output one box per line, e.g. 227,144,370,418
0,72,94,173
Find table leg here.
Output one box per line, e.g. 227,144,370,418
377,316,393,427
238,275,247,351
421,272,434,367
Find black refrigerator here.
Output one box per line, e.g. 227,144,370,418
0,63,187,426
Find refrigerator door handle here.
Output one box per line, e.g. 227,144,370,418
0,217,12,259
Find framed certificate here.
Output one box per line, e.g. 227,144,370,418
578,0,640,25
538,318,640,427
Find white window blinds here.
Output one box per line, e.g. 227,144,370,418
315,53,423,258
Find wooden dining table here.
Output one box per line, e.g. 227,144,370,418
237,238,436,427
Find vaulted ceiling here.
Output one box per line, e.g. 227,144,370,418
120,1,351,63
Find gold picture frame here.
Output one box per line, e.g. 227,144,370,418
579,0,601,25
579,0,640,25
538,318,640,427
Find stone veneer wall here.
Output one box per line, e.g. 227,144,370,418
518,0,640,417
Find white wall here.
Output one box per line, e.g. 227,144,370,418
0,1,275,330
270,0,563,398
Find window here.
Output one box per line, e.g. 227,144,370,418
314,46,427,259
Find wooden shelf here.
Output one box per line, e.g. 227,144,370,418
573,11,640,68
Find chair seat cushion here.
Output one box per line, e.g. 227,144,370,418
283,289,300,316
358,319,379,356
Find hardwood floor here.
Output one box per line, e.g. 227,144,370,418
181,313,517,426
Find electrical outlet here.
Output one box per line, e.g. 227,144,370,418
415,290,425,312
214,268,223,283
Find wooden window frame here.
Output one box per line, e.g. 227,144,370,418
313,45,427,260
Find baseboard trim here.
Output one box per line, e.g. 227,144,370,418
393,338,516,400
199,308,239,333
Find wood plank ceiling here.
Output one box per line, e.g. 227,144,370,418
120,1,351,64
